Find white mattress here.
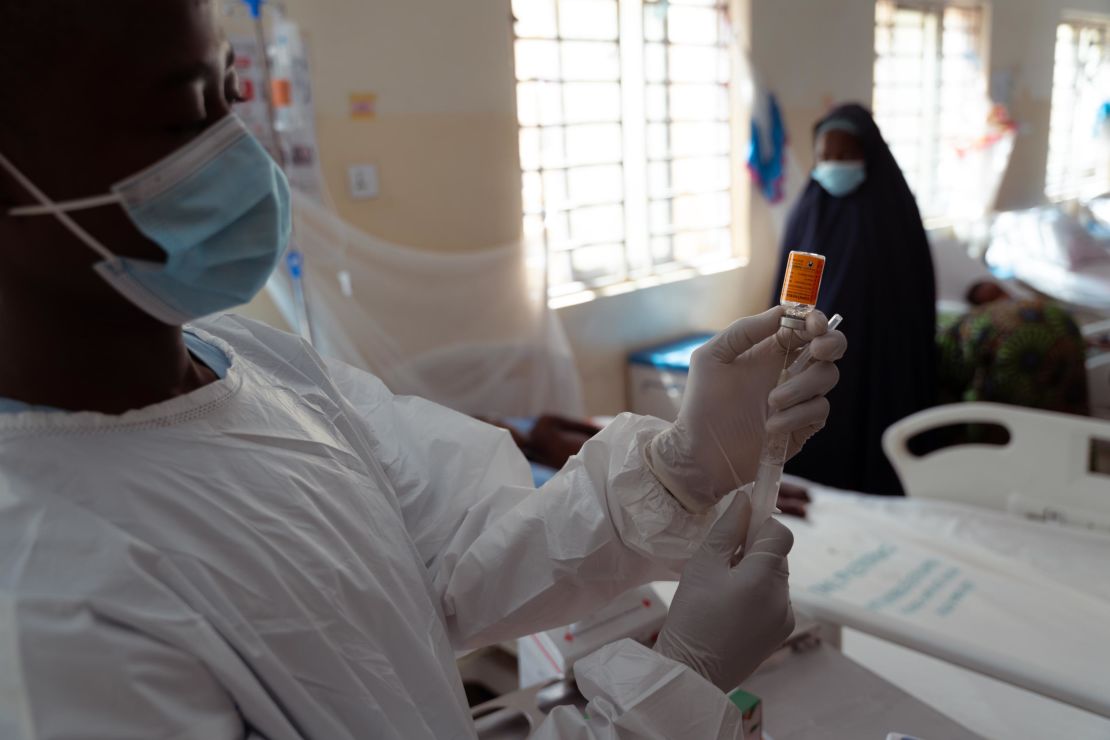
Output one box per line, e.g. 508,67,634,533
789,482,1110,738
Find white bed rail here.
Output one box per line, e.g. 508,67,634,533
1089,354,1110,420
1086,320,1110,420
883,403,1110,529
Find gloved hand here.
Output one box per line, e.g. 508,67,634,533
654,490,795,692
645,306,846,513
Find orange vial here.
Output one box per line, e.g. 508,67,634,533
779,251,826,329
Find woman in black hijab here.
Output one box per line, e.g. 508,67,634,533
772,103,936,495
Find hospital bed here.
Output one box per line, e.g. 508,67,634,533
512,404,1110,736
984,206,1110,316
787,403,1110,738
1085,319,1110,420
886,402,1110,528
931,230,1110,422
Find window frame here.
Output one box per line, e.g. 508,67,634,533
872,0,990,224
512,0,739,303
1045,16,1110,202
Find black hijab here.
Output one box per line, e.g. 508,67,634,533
772,103,937,495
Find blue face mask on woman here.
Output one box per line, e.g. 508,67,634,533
812,160,866,197
0,115,291,325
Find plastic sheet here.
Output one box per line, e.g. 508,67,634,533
267,191,585,417
986,206,1110,312
789,483,1110,722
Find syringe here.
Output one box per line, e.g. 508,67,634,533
743,313,844,555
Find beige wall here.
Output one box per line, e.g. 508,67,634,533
234,0,1105,414
277,0,524,252
747,0,877,175
229,0,526,333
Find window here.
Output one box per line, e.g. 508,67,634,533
513,0,734,300
1046,19,1110,201
872,1,988,222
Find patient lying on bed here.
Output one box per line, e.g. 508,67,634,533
938,281,1089,416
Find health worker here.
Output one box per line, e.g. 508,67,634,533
0,2,846,738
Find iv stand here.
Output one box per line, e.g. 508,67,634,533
241,0,314,345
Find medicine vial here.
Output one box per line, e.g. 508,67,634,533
779,251,826,329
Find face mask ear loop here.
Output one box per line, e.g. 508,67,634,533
0,152,117,262
9,193,123,216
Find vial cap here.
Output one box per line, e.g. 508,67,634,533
780,316,807,331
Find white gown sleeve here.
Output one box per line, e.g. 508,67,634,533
2,598,246,740
533,640,744,740
325,359,726,649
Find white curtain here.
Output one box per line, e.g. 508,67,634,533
267,191,585,418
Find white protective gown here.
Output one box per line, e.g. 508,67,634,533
0,315,746,739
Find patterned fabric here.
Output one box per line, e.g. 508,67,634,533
938,300,1089,415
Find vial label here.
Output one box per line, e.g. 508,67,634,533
781,251,826,306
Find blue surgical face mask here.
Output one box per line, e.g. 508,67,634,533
812,160,866,197
0,115,291,325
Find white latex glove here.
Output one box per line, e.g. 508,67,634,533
645,306,846,513
654,490,795,692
